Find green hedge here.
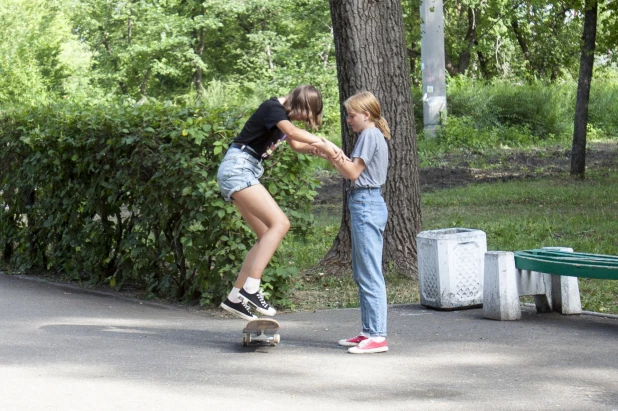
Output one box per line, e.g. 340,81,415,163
0,102,318,306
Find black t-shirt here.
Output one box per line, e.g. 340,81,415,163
234,97,289,156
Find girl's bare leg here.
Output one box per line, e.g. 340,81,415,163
231,184,290,287
230,211,266,289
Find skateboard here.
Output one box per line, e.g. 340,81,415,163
242,318,280,347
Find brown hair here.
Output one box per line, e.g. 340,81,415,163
344,91,391,140
282,85,323,130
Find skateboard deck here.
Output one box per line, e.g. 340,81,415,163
242,318,280,347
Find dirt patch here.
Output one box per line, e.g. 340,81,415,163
313,142,618,205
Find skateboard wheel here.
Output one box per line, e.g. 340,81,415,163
273,334,280,344
243,333,251,346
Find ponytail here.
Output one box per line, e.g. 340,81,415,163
375,116,391,140
344,91,392,140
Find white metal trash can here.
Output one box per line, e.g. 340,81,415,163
417,228,487,310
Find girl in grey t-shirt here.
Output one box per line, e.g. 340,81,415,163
313,91,391,354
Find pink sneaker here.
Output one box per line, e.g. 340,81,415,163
348,338,388,354
338,335,368,347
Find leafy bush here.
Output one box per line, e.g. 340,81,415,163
434,116,544,150
417,78,618,152
445,79,574,139
589,80,618,137
0,101,318,306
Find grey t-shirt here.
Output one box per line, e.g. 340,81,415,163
350,127,389,188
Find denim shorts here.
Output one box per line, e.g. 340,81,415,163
217,147,264,201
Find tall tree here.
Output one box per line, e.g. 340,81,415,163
0,0,94,106
508,0,581,81
570,0,598,178
324,0,422,276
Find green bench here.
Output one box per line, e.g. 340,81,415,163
514,249,618,280
483,247,616,321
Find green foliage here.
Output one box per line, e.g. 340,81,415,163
261,264,299,309
446,79,574,137
588,76,618,137
0,101,318,305
416,78,618,153
0,0,98,106
434,116,542,150
72,0,211,98
3,0,618,111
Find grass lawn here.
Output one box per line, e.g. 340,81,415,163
281,168,618,315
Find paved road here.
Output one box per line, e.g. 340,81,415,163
1,273,617,410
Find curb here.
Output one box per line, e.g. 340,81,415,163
3,272,617,320
1,272,185,312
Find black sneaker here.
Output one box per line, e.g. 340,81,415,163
220,298,257,321
238,288,277,316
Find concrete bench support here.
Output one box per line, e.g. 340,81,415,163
483,251,521,320
483,247,582,320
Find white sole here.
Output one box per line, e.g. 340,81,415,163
348,347,389,354
255,307,277,316
220,302,256,321
338,341,363,347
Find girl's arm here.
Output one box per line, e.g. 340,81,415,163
328,157,366,181
287,138,317,154
288,138,343,160
276,120,322,145
313,138,365,181
279,120,344,160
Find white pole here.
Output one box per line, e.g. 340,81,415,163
420,0,447,137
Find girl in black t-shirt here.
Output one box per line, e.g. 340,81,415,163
217,85,342,320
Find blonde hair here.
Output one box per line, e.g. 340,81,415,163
344,91,391,140
282,85,323,131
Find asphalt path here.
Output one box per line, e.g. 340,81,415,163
1,273,616,410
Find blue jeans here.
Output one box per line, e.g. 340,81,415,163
349,187,388,337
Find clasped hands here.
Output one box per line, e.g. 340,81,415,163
308,137,347,165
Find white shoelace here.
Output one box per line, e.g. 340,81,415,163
256,292,268,308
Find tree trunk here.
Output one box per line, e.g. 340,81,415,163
26,188,38,265
140,68,151,96
457,7,478,75
324,0,422,277
266,45,274,72
408,44,419,86
445,53,459,77
101,34,128,95
476,44,489,79
3,214,14,263
571,0,598,178
511,18,533,70
192,5,206,96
